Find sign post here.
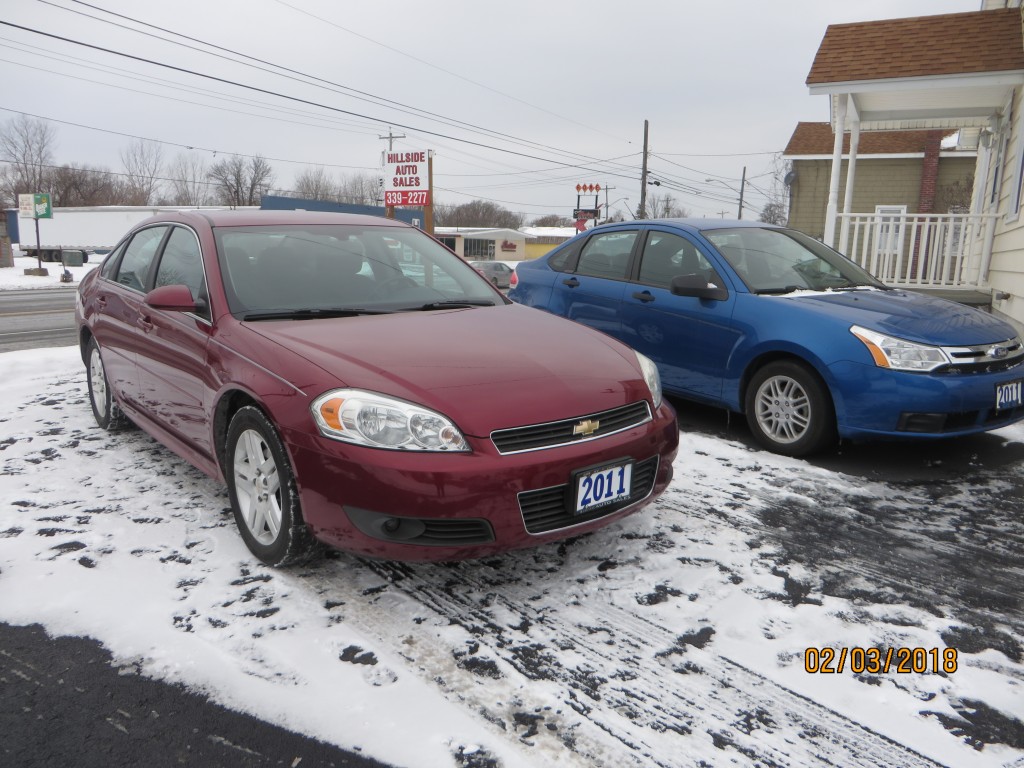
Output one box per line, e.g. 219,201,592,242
383,150,432,231
18,193,52,273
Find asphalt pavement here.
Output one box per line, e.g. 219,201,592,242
0,622,392,768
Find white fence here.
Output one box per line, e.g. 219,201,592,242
832,212,998,289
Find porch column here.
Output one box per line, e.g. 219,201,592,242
839,119,860,255
823,94,848,246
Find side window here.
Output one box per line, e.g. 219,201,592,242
549,239,582,272
638,232,721,289
100,241,126,280
575,231,637,279
155,227,208,318
115,226,168,292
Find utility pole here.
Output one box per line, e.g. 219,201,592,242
638,120,649,219
738,166,746,220
603,184,615,222
379,127,406,220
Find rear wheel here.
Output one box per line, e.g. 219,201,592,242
744,361,836,456
86,338,129,431
225,406,318,567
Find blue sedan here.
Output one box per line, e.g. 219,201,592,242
508,219,1024,456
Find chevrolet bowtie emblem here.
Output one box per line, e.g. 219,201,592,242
573,419,600,437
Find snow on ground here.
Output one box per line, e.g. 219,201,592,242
1,344,1023,767
2,251,100,289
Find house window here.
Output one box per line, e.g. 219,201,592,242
464,239,494,259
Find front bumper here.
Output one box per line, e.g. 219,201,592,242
830,360,1024,440
286,401,679,561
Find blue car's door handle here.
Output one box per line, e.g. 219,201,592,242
562,277,580,288
632,291,656,303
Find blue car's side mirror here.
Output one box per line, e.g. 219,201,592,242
670,274,728,302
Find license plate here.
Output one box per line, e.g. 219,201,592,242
574,461,633,514
996,379,1024,410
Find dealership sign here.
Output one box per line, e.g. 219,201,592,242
19,192,52,219
383,150,431,207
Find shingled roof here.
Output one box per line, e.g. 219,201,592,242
807,8,1024,85
783,122,957,156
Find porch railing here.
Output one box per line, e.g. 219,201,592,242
832,212,998,290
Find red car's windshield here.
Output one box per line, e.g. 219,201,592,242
214,224,501,315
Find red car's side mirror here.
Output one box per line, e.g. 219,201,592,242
145,284,198,312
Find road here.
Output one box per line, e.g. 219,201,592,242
0,288,77,352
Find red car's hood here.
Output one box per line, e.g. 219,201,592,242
240,304,650,435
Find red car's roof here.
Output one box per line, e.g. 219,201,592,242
142,209,411,229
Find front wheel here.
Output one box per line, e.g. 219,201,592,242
86,337,129,431
225,406,318,567
744,361,836,457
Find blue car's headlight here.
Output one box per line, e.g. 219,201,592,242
850,325,950,372
312,389,469,451
635,351,663,408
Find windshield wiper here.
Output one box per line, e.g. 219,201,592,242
754,285,803,295
828,283,887,292
412,300,497,311
242,307,392,321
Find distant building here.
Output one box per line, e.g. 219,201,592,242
433,227,526,260
519,226,578,260
783,123,976,241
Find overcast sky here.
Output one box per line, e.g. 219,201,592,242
1,0,977,221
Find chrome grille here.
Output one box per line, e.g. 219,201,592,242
942,337,1024,374
491,401,652,455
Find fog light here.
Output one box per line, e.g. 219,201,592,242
382,518,401,534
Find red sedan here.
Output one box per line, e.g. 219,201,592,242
75,210,678,565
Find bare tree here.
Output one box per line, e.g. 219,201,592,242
758,201,788,226
166,151,210,206
338,173,382,205
645,193,690,219
208,154,275,206
120,139,163,205
50,164,123,206
758,152,791,226
294,166,338,200
0,114,57,207
531,214,573,227
435,200,524,228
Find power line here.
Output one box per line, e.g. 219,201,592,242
41,1,639,171
1,20,649,185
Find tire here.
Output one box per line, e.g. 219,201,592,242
225,406,318,567
744,360,836,457
86,337,129,431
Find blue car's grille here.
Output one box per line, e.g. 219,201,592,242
941,338,1024,374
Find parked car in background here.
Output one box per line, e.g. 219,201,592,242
76,210,678,565
469,260,514,288
509,219,1024,456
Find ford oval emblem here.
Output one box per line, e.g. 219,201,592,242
988,346,1009,359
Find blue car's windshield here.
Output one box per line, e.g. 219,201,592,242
704,227,885,293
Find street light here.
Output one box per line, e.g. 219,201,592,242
705,166,747,219
603,196,632,221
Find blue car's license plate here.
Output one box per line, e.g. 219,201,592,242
574,461,633,514
996,379,1023,410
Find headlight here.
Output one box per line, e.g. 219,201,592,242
635,351,663,408
850,325,950,372
311,389,469,451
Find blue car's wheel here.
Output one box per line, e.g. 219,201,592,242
745,361,836,456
